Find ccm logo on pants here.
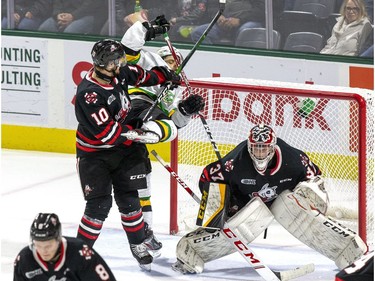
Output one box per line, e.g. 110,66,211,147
130,174,146,180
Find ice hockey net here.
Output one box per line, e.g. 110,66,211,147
168,77,374,249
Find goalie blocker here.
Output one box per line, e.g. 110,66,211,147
174,179,367,274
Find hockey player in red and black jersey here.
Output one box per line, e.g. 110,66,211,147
14,213,116,281
172,124,368,275
73,25,181,271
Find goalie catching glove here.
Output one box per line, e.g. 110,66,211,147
178,95,205,116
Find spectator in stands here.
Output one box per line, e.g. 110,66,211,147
364,0,373,23
38,0,106,34
100,1,133,36
168,0,217,42
123,0,177,31
190,0,265,45
101,0,177,36
359,31,374,57
320,0,372,56
1,0,52,30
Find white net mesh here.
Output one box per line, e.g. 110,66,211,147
172,77,374,249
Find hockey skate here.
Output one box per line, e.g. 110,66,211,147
130,243,153,271
144,224,162,258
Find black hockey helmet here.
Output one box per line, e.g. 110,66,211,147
91,39,126,68
30,213,62,241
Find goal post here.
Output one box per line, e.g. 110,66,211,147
168,77,374,249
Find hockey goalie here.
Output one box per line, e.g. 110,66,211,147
172,124,368,274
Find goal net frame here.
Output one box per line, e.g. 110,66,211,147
167,78,374,248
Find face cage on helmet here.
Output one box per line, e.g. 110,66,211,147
101,54,127,70
247,142,275,173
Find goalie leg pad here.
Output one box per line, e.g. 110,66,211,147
176,197,274,273
176,227,234,273
270,190,367,269
226,196,274,244
293,176,329,214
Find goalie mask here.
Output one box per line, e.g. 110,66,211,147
247,124,277,174
30,213,62,242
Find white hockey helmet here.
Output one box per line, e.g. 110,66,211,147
247,124,277,173
157,45,183,63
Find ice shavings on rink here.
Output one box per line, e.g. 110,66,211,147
1,149,339,280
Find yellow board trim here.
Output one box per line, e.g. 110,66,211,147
1,125,171,161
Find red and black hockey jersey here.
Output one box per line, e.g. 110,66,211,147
199,138,321,208
74,65,167,157
13,236,116,280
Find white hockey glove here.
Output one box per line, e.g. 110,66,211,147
122,129,160,144
293,176,329,214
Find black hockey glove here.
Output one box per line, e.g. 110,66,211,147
143,16,170,41
151,66,181,89
178,94,205,116
125,117,143,129
150,15,170,31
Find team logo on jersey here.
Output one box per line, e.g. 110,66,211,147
224,159,234,172
84,92,98,104
25,268,43,278
79,245,94,260
115,90,130,121
252,183,278,202
84,185,93,196
107,94,116,105
241,179,256,185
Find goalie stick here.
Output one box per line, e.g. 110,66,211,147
150,149,315,281
142,0,226,121
162,33,221,226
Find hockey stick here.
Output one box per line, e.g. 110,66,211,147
142,0,226,121
150,149,315,281
150,150,201,203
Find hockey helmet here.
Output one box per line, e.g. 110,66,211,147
30,213,62,241
91,39,127,68
247,124,277,173
157,46,183,63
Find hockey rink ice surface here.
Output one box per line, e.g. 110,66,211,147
1,149,340,280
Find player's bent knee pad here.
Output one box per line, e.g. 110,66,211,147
85,195,112,221
226,197,274,244
270,190,367,269
115,190,141,214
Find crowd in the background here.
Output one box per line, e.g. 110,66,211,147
2,0,373,57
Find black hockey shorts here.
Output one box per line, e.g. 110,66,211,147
77,152,149,201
